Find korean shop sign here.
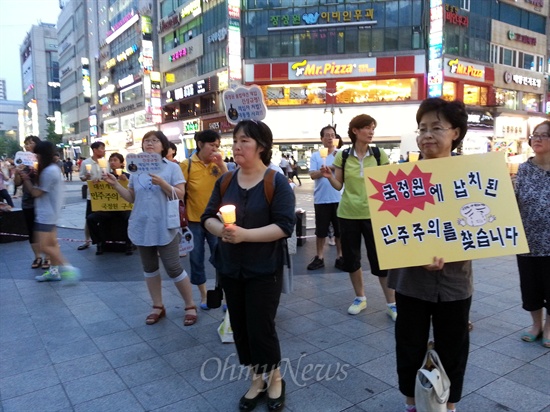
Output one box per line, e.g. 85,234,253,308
269,9,375,28
288,58,376,80
365,152,528,269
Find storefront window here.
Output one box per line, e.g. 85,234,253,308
463,84,488,106
261,83,326,106
334,78,418,104
442,82,456,101
522,93,540,112
495,88,518,110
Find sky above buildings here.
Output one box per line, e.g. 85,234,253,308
0,0,61,101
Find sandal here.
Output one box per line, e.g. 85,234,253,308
31,257,43,269
145,305,166,325
42,259,51,270
183,306,197,326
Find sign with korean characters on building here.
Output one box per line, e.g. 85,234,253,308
89,179,133,212
365,152,528,270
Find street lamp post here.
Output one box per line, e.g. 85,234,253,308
323,106,343,127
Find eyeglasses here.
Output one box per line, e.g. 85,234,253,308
529,133,550,140
143,138,161,144
415,126,455,136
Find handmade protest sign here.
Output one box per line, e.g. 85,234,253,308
14,151,37,167
365,152,529,270
89,180,133,212
222,85,267,124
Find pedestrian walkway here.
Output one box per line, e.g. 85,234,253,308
0,179,548,411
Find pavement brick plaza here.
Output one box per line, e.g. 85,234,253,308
1,178,549,412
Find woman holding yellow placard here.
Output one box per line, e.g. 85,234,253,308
515,120,550,349
387,98,471,412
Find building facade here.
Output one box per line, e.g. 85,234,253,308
157,0,234,159
19,23,60,143
57,0,100,159
0,100,23,140
0,79,6,101
239,0,548,163
94,0,160,157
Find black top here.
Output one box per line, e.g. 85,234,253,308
201,170,296,279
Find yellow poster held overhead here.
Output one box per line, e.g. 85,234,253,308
365,152,529,270
88,180,133,212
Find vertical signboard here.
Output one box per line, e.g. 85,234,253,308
150,71,162,124
428,0,443,98
227,0,242,85
81,57,92,103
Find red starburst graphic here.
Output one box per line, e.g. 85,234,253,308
368,165,436,217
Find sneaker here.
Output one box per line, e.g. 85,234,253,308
386,303,397,321
328,237,336,246
348,298,367,315
35,270,61,282
60,266,81,283
334,257,345,271
307,256,325,270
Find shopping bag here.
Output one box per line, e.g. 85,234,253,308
167,187,181,229
217,310,234,343
414,343,450,412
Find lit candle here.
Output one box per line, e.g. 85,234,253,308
97,158,107,170
32,161,38,169
319,147,328,166
333,138,339,149
115,168,122,176
219,205,236,226
85,164,92,172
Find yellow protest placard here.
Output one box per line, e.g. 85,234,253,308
365,152,529,270
88,180,133,212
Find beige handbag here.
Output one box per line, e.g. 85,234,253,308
414,342,450,412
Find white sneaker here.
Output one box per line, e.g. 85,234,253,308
328,237,336,246
348,298,367,315
386,303,397,321
35,270,61,282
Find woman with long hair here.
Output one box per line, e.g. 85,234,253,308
17,141,80,282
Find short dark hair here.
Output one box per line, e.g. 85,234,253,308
320,125,336,139
109,152,124,165
90,141,105,150
416,98,468,150
348,114,377,144
142,131,170,158
233,120,273,166
24,135,40,145
195,130,221,152
169,142,177,155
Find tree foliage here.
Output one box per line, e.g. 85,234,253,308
45,118,63,146
0,134,22,158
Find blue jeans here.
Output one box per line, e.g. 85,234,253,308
188,221,218,285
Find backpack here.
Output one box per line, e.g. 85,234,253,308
341,146,381,181
219,168,277,204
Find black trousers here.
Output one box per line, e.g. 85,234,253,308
87,211,130,244
221,270,283,374
395,292,471,403
517,255,550,312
